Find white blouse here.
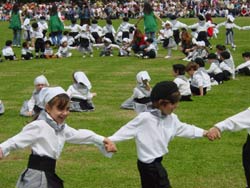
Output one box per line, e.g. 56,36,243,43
109,111,204,163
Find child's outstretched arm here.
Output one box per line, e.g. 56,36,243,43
208,107,250,140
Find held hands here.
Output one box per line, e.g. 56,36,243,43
103,138,117,153
207,127,221,141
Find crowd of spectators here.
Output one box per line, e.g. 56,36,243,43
0,0,250,22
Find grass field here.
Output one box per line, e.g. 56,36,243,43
0,17,250,188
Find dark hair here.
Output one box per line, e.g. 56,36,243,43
146,38,153,43
106,18,112,25
47,93,70,110
143,2,153,14
92,19,98,24
45,40,52,46
186,62,199,71
173,64,186,75
198,14,205,21
40,16,46,20
22,41,28,48
71,18,77,24
50,4,58,16
220,51,231,60
216,44,226,51
242,52,250,58
12,3,19,14
63,31,69,35
207,53,217,60
150,81,180,105
123,17,129,22
5,40,12,46
194,57,205,67
32,22,38,29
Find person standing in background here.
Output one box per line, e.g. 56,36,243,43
9,3,23,47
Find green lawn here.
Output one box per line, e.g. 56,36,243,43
0,17,250,188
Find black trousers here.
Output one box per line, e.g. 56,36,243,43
239,67,250,76
137,157,171,188
243,134,250,187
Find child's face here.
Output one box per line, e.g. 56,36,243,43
159,100,178,115
172,70,178,77
36,84,46,91
62,41,68,47
46,102,70,125
187,69,195,76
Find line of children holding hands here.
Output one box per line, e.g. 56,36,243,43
1,78,250,188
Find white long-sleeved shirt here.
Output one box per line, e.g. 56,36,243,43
236,60,250,71
173,75,191,96
109,111,204,163
188,21,214,32
116,22,134,33
0,118,104,159
215,108,250,134
170,20,187,31
27,89,40,112
191,69,211,88
64,23,81,33
206,61,223,75
2,46,14,56
216,21,241,30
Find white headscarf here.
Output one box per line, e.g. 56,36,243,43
74,71,92,90
38,86,67,109
34,75,49,86
136,71,151,86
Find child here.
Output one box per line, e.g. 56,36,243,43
20,75,49,117
219,51,235,81
0,86,116,188
169,14,188,45
75,24,95,58
235,52,250,76
110,81,208,188
121,71,152,113
118,38,131,57
183,40,208,62
61,31,75,47
172,64,192,101
216,15,242,50
44,40,56,59
160,21,176,59
64,18,81,39
207,107,250,188
93,37,120,57
0,100,4,115
2,40,17,60
116,17,134,40
22,13,31,42
67,71,96,112
31,22,45,59
186,62,208,96
38,16,48,38
194,57,212,91
102,18,116,44
90,19,103,44
55,39,76,58
138,38,157,59
206,53,224,84
21,41,33,60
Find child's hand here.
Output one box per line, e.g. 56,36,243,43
92,92,97,97
0,148,3,159
207,127,221,141
26,111,33,116
103,138,117,153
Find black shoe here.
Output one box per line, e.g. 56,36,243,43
35,56,39,59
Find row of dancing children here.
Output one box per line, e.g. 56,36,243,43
1,79,250,188
20,72,96,117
